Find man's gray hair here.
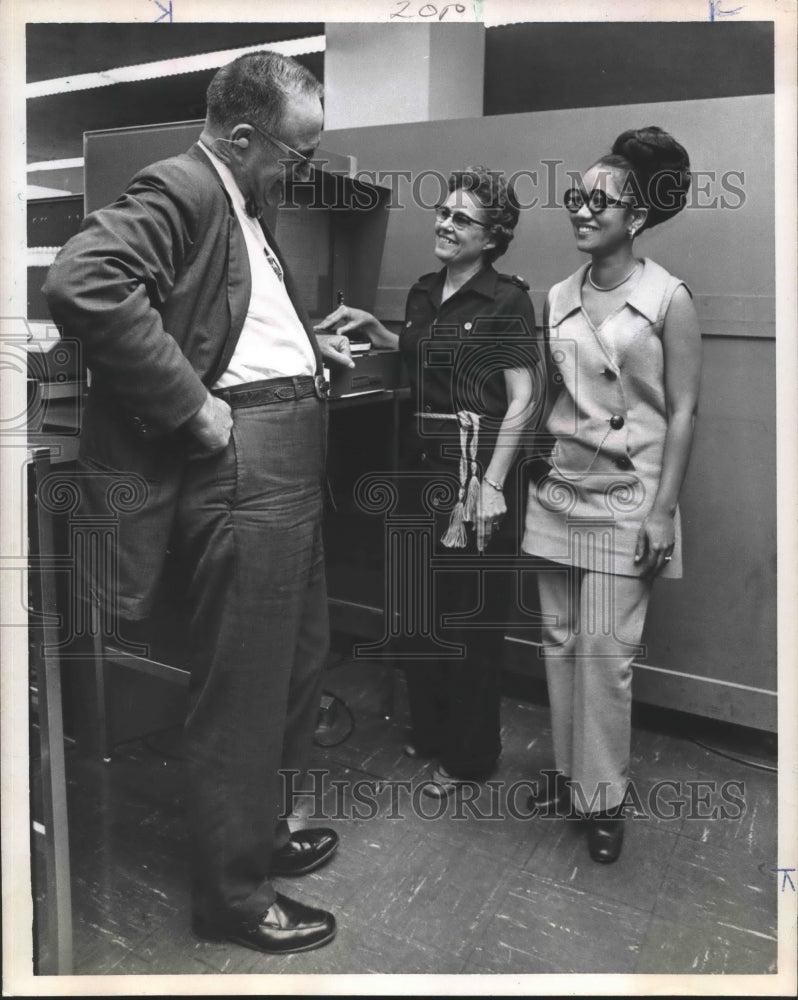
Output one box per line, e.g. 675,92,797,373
206,51,322,134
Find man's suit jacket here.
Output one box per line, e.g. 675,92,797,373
44,143,323,619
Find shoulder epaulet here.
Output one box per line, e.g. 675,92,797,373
498,273,530,291
410,270,439,290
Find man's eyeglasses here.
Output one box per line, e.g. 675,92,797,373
434,204,491,231
563,187,634,215
249,122,317,174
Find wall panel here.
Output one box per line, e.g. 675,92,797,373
322,94,777,729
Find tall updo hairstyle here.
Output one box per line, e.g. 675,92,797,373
448,166,520,263
597,126,691,232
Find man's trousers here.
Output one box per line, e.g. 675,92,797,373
174,394,329,923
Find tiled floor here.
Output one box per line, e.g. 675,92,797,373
34,657,779,977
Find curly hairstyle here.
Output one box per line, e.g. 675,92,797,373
206,51,323,135
448,166,520,263
595,126,691,231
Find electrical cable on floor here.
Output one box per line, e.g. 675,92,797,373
313,690,355,748
689,736,777,773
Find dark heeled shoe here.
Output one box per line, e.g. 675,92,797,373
586,813,625,863
527,770,571,815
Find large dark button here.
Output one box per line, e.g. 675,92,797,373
609,415,625,430
615,455,632,470
602,368,617,380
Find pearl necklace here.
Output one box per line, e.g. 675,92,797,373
587,262,640,292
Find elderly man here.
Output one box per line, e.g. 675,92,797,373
44,52,353,954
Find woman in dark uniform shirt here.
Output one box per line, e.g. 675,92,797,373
317,166,540,796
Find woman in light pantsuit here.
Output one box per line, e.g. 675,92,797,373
523,127,702,862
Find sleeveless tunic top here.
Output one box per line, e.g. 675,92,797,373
522,257,688,579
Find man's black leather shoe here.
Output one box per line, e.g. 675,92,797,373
587,814,625,863
193,893,336,953
270,828,339,877
527,771,571,815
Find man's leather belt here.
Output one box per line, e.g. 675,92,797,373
213,374,329,409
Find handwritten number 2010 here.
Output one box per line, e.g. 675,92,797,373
391,2,467,21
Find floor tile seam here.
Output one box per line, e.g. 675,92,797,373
444,856,588,972
313,913,483,966
661,828,781,892
289,910,477,975
69,898,181,942
453,862,565,966
459,933,640,976
118,920,236,974
111,949,223,976
632,910,780,966
72,932,143,976
421,825,543,867
646,822,682,904
501,868,662,920
343,821,539,876
629,909,658,974
673,821,778,864
69,873,186,919
323,862,524,964
648,893,779,953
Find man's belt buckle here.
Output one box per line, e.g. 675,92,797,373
314,374,330,399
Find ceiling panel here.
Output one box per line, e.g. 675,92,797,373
26,22,323,82
26,29,323,163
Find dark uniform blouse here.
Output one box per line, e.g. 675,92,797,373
397,265,539,541
399,265,539,466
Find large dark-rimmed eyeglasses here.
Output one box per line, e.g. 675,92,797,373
248,122,317,174
564,187,634,215
434,205,490,231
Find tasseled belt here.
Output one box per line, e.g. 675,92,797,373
417,410,481,549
